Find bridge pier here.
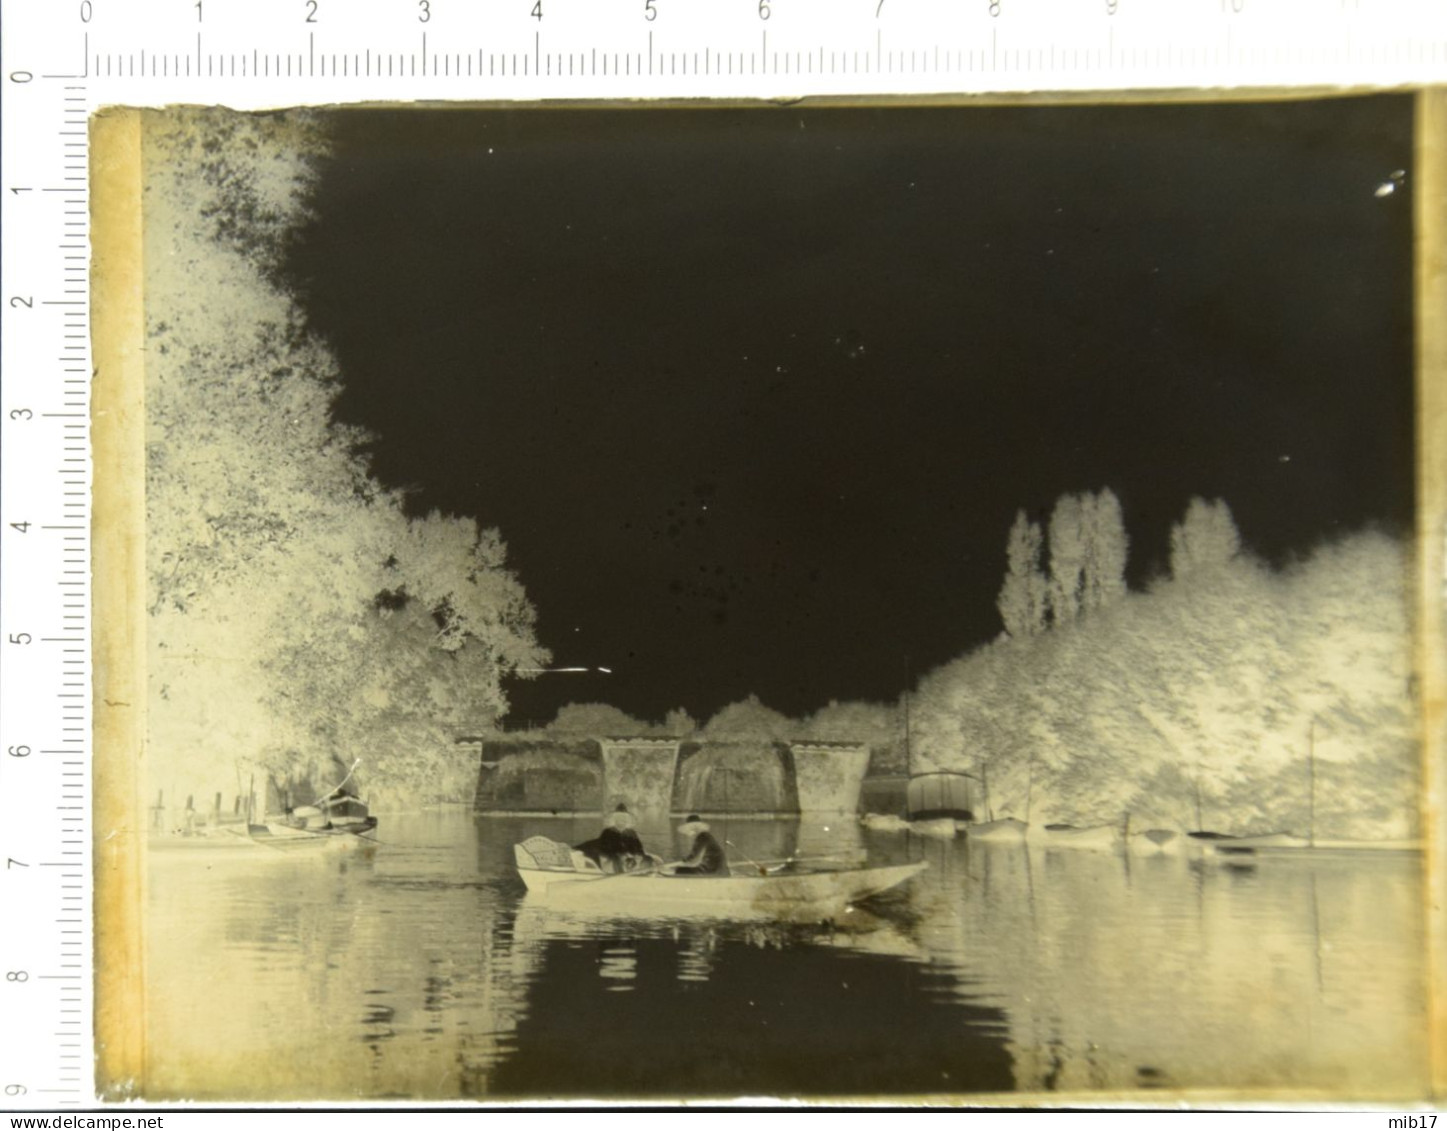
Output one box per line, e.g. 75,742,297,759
599,737,681,818
790,742,870,812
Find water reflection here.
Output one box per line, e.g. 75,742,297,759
144,812,1429,1101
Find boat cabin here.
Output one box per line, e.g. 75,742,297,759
906,771,977,822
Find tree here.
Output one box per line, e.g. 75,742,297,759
1169,497,1241,580
997,510,1050,638
1047,494,1087,626
1081,487,1129,613
804,698,903,769
909,498,1416,839
142,108,548,808
549,702,651,737
702,694,800,742
663,707,699,737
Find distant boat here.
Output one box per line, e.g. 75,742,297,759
1127,828,1184,855
907,817,960,839
249,776,378,850
245,819,378,851
1039,823,1122,851
1188,831,1312,856
965,817,1028,844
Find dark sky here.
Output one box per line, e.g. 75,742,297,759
284,96,1415,725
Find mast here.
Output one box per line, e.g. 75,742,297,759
903,689,912,777
1307,718,1317,847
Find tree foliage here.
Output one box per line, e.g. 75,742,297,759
916,520,1417,839
1081,487,1129,613
1170,496,1242,580
547,702,653,737
702,694,801,742
1047,494,1088,627
997,510,1049,639
143,109,548,809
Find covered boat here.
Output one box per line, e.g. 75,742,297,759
905,772,975,822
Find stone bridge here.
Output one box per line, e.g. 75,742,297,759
470,735,870,816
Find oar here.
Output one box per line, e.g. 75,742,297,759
723,840,771,876
725,846,861,876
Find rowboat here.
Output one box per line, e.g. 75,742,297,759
245,788,379,850
1039,823,1122,851
246,818,378,850
965,817,1028,844
514,838,927,913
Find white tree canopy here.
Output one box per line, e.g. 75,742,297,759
143,109,548,810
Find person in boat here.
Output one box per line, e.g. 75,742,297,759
577,803,649,873
670,814,727,875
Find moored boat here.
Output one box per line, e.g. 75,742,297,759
249,785,379,850
907,817,960,839
965,817,1028,844
247,818,378,850
1127,828,1183,855
1188,831,1311,856
1039,823,1123,851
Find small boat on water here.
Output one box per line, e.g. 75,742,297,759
248,786,378,850
907,817,960,839
1039,823,1122,851
513,837,927,913
246,818,377,850
965,817,1028,844
1188,831,1310,857
1127,828,1184,855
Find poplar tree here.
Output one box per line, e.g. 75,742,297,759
997,509,1050,638
1047,494,1088,626
1081,487,1129,613
1169,497,1242,579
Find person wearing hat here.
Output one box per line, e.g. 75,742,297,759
598,803,647,872
577,803,649,874
670,814,727,875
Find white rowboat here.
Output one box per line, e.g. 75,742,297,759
515,840,927,912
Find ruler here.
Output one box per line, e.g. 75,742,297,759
0,51,94,1109
0,0,1442,1108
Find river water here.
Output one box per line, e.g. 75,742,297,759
144,811,1429,1103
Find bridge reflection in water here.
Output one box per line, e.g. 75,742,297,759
143,812,1428,1102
